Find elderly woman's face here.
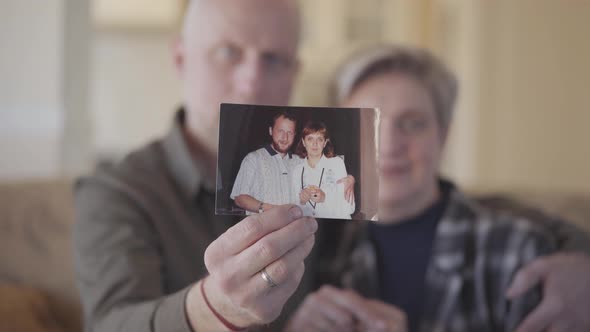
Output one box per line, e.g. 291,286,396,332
343,72,444,207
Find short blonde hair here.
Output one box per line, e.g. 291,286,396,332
330,45,459,130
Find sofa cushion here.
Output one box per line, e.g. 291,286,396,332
0,283,66,332
0,180,82,332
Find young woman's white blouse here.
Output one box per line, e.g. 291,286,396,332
291,155,355,219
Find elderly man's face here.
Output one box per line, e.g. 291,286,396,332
344,73,444,209
175,0,300,151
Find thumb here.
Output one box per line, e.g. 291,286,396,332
506,256,549,299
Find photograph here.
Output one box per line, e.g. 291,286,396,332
216,103,379,221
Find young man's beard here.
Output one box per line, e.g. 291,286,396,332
272,141,291,154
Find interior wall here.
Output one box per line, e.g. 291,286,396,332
90,29,181,159
472,0,590,192
0,0,64,180
407,0,590,193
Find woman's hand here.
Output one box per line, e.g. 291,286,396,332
284,285,356,332
310,188,325,203
285,286,407,332
299,188,313,205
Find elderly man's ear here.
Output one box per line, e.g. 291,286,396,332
172,37,185,76
439,127,449,148
292,58,302,75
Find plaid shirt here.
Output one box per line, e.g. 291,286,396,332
323,180,557,332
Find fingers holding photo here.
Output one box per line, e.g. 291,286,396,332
202,205,318,326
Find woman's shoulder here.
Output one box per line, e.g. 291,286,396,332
292,159,305,171
324,156,347,172
324,155,345,165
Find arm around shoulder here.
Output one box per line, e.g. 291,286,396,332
502,222,557,332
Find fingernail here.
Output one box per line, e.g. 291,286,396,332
288,205,303,220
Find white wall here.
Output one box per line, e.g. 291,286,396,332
472,0,590,192
403,0,590,193
0,0,180,178
0,0,64,180
90,30,181,159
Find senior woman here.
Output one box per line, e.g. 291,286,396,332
291,120,355,219
285,45,590,332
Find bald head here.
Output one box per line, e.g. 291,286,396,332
173,0,301,154
182,0,301,47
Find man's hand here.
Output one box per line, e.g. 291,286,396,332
234,194,277,214
285,286,407,332
506,252,590,332
337,175,355,204
262,203,277,212
186,205,317,330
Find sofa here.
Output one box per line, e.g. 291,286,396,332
0,180,81,332
0,179,589,332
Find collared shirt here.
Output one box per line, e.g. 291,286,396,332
326,180,560,332
230,144,302,212
73,110,319,332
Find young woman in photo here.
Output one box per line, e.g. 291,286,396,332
292,120,355,219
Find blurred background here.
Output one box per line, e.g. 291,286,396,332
1,0,589,193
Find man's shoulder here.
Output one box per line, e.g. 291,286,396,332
248,147,268,157
76,139,170,200
236,148,266,171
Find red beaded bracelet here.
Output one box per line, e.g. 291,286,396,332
200,278,247,332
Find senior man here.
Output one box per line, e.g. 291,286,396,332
74,1,314,331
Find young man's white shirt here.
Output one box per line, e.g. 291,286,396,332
231,145,301,214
